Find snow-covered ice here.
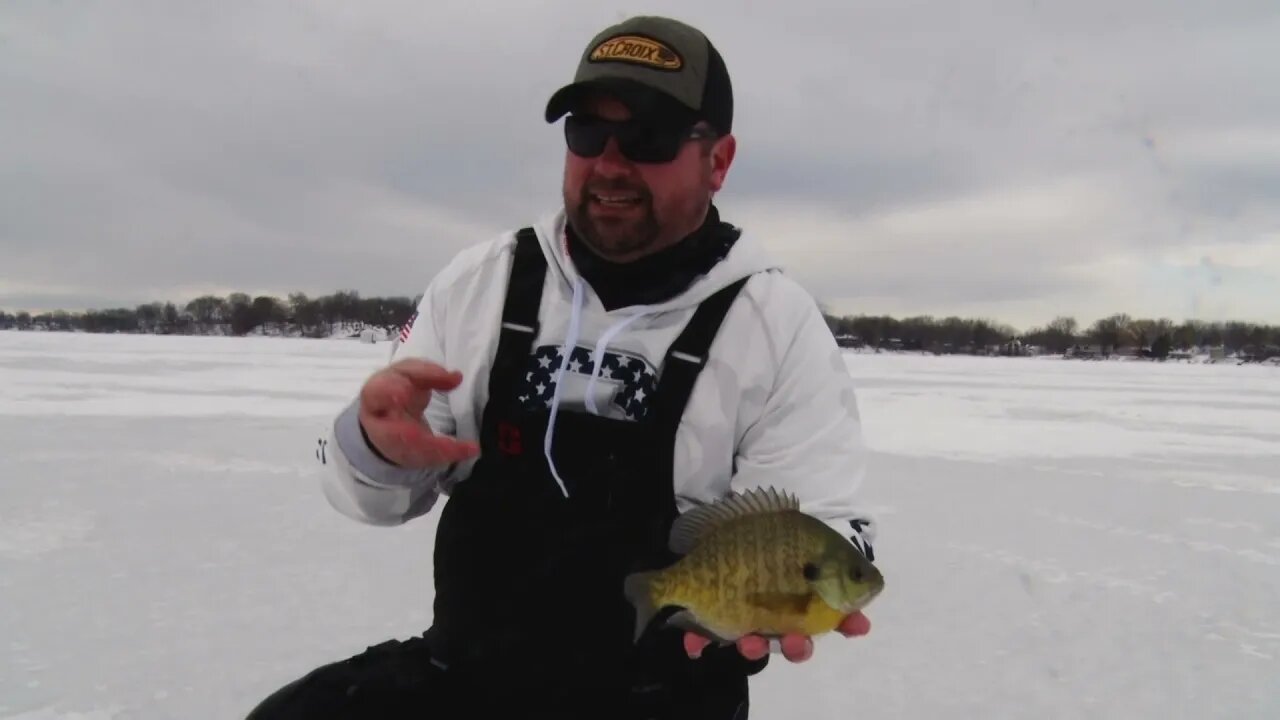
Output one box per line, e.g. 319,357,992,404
1,331,1277,718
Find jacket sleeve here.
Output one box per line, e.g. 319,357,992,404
318,287,461,527
728,291,878,562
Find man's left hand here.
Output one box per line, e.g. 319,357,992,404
683,612,871,663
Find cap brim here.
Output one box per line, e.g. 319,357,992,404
544,77,693,124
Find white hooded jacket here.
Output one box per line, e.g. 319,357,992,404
321,208,878,558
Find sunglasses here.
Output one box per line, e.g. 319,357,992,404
564,114,717,164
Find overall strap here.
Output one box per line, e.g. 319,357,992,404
649,274,753,457
625,273,766,683
483,227,547,439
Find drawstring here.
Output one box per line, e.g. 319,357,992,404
543,274,658,499
584,309,652,415
544,275,585,499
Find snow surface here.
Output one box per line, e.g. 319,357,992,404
1,331,1277,719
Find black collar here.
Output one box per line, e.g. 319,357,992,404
565,205,741,311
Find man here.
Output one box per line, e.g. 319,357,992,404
247,14,878,720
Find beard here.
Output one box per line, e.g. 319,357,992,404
565,179,662,261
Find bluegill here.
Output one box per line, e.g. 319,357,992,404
624,486,883,643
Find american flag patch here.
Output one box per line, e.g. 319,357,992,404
398,311,418,343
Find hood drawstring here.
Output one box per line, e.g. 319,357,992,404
584,309,652,416
543,275,659,500
544,276,585,499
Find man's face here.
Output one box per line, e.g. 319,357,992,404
562,94,735,263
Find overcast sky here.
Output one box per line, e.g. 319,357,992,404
3,0,1278,330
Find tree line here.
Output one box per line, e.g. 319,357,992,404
0,291,418,339
2,292,1277,361
821,312,1280,360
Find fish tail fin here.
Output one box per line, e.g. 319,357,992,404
623,569,662,644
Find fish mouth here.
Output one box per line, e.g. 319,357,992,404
841,584,884,614
813,578,883,616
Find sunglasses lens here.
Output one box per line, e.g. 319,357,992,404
564,117,610,156
564,116,688,163
617,125,680,163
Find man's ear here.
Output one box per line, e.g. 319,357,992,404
709,134,736,192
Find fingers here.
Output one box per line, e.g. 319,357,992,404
384,424,480,467
837,611,872,637
364,416,479,467
361,360,462,418
359,360,463,423
683,632,712,659
779,634,814,662
684,616,875,666
359,371,413,418
684,632,773,662
687,633,802,663
708,622,864,665
357,360,479,468
389,359,465,393
735,635,769,661
730,633,812,662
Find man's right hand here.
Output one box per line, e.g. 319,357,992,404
357,359,481,468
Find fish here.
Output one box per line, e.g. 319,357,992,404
623,486,884,645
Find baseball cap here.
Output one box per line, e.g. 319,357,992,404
544,16,733,135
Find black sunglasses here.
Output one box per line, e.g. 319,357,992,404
564,115,717,164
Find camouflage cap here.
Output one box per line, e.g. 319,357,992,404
544,16,733,134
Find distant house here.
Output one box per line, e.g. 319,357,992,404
1066,344,1105,359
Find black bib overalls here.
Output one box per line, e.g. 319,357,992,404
426,227,766,717
244,227,766,720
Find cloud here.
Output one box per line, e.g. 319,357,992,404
2,0,1278,331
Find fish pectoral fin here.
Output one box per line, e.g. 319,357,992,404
624,570,667,643
744,591,813,615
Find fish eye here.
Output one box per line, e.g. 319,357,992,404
802,562,820,581
849,566,864,582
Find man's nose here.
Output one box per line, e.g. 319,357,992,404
592,137,631,176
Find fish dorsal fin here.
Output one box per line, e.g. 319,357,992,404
669,486,800,555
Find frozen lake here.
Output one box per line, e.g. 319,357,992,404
2,331,1277,719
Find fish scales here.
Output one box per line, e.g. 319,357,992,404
675,511,807,628
623,487,884,643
